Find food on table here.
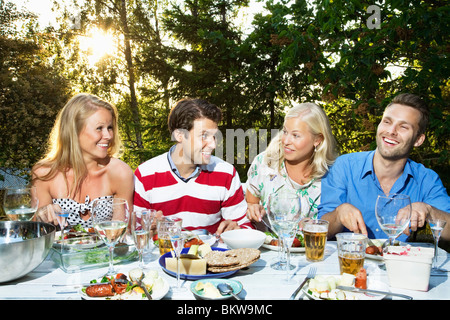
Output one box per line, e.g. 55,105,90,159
366,245,383,256
307,268,370,300
164,245,261,275
165,257,208,275
264,231,304,247
307,273,355,300
184,237,205,247
194,281,223,298
83,268,165,299
204,248,260,273
355,268,367,289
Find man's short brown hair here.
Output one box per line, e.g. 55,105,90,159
387,93,429,136
167,98,222,135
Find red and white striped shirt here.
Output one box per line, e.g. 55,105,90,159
133,153,252,234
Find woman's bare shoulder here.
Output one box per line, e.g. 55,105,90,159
107,158,134,178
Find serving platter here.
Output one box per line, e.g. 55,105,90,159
302,275,389,300
158,247,239,280
80,271,169,300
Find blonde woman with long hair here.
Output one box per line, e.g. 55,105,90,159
31,93,134,228
246,102,338,228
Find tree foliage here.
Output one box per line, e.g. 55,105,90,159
0,1,70,180
1,0,448,189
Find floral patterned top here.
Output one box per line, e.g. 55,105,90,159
245,152,321,219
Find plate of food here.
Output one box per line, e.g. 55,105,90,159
80,268,169,300
261,231,305,252
303,271,389,300
190,278,243,300
158,245,260,281
365,239,385,261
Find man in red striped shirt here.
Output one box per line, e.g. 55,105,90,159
133,98,252,235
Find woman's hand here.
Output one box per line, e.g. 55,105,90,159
246,203,266,222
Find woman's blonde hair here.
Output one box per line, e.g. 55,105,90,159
264,102,338,180
32,93,122,197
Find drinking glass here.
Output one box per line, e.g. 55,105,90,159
3,187,39,221
157,218,182,255
375,193,411,248
267,192,302,283
55,205,69,252
131,209,155,269
168,222,186,292
303,219,329,262
427,218,447,271
336,232,367,275
92,198,129,276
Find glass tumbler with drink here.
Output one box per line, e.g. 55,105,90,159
157,218,182,255
336,232,368,275
92,197,129,276
302,219,329,262
3,187,39,221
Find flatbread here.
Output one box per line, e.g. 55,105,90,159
206,248,260,273
204,250,240,267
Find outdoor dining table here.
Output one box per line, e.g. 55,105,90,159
0,240,449,301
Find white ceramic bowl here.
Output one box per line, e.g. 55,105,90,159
220,229,266,249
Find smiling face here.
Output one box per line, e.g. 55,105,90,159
281,117,321,165
376,103,425,161
177,118,218,166
78,107,114,162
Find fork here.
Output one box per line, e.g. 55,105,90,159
289,266,317,300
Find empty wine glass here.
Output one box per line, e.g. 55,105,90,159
168,222,186,292
427,218,447,271
55,206,69,252
375,193,411,249
131,209,155,269
3,187,39,221
92,198,129,276
267,191,302,283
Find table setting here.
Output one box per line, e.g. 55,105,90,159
0,190,449,301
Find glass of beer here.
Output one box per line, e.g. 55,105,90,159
336,232,368,275
157,218,182,255
303,219,329,262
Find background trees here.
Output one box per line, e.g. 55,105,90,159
1,0,448,189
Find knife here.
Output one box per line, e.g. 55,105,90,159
337,286,413,300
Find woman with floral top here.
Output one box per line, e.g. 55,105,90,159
245,102,338,230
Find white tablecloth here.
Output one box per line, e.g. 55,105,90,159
0,241,449,300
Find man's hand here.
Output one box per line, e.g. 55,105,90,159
335,203,368,236
403,202,432,236
215,220,240,235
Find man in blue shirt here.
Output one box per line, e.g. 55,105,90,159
318,93,450,243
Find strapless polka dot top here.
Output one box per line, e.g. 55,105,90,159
52,195,113,228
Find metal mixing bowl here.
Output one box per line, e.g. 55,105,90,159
0,221,56,283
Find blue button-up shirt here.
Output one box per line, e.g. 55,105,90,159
318,151,450,241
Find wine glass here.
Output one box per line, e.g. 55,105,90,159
375,193,411,248
3,187,39,221
168,221,186,292
427,218,447,271
131,209,155,269
267,191,302,283
92,198,129,276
